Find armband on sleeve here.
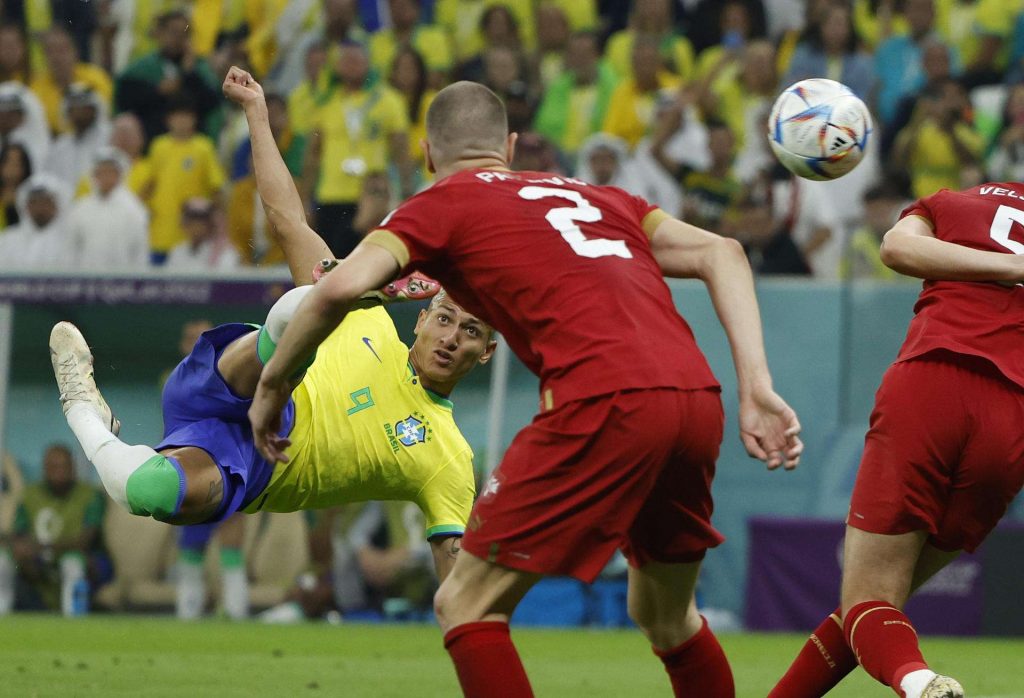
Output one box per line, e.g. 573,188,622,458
641,209,671,239
364,229,411,269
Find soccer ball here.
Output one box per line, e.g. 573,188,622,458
768,79,872,181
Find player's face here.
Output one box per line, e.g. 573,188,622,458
411,300,495,393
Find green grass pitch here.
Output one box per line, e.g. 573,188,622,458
1,616,1022,697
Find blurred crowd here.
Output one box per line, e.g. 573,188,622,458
0,0,1018,279
0,442,441,620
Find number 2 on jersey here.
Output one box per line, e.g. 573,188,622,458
989,204,1024,254
518,186,633,260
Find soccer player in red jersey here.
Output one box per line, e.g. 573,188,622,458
232,66,803,697
770,183,1024,698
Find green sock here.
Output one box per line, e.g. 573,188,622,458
219,547,244,570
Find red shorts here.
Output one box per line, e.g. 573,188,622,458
461,387,725,583
849,352,1024,552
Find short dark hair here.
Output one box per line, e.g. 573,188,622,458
156,9,189,29
425,81,508,164
44,443,73,462
165,92,198,116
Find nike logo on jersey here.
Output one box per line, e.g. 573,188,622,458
362,337,382,363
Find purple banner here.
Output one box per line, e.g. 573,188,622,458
744,517,983,635
0,276,293,306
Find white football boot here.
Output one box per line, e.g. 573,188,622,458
919,675,964,698
49,322,121,435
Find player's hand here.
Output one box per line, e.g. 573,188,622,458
222,66,265,107
249,378,293,463
739,387,803,471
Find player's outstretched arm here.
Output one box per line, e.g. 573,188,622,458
222,66,331,286
649,216,803,470
881,214,1024,282
250,243,400,462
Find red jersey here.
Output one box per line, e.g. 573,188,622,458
370,168,718,408
897,182,1024,388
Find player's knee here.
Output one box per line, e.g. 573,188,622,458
627,596,656,633
433,581,454,629
622,593,671,638
257,286,317,378
627,598,690,646
433,578,472,631
125,455,185,522
262,286,313,346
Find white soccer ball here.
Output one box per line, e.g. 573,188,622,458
767,78,872,181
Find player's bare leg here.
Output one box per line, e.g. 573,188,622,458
840,527,964,698
434,550,540,697
215,513,249,619
51,322,225,524
628,560,734,697
771,532,961,697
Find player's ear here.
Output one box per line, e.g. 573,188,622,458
505,133,517,167
477,338,498,366
414,308,429,334
422,139,436,174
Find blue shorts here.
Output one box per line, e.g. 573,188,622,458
157,323,294,523
179,522,218,551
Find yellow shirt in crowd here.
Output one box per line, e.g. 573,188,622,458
604,30,695,83
142,134,226,253
435,0,600,61
602,72,682,148
906,121,983,200
370,25,454,76
313,85,409,204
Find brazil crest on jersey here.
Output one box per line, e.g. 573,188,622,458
244,306,474,539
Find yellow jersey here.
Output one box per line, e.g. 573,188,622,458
142,134,226,253
246,307,475,539
602,72,682,148
369,25,454,75
313,85,409,204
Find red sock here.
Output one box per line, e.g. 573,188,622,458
844,601,928,694
769,608,857,697
444,621,534,697
654,617,735,698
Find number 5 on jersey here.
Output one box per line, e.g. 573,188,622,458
519,186,633,260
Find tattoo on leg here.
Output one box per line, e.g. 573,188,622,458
206,477,223,505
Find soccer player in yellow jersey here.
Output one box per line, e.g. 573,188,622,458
49,81,495,576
